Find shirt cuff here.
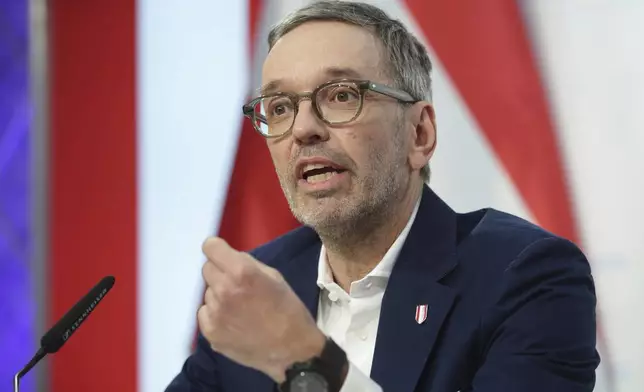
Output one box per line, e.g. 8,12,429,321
339,362,383,392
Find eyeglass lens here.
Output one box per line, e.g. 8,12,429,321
251,82,362,136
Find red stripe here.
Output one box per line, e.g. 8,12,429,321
404,0,613,388
218,0,299,252
405,0,578,243
49,1,137,391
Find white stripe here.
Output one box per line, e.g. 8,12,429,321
524,1,644,390
136,1,248,391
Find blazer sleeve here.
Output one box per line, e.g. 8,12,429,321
471,237,601,392
164,333,221,392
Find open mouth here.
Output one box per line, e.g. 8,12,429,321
301,164,347,184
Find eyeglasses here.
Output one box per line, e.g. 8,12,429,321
242,79,418,138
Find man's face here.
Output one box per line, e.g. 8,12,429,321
261,21,411,231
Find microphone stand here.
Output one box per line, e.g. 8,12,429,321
14,348,46,392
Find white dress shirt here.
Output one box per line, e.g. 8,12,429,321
316,197,421,391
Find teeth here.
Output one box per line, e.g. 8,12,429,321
306,171,336,183
303,163,327,173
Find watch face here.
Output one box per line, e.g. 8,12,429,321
289,372,329,392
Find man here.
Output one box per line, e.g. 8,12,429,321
166,1,600,391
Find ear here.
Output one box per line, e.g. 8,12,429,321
406,101,437,173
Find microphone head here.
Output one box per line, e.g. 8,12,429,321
40,275,115,354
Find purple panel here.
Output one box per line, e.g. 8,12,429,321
0,0,35,391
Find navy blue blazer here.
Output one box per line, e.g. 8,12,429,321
166,186,600,391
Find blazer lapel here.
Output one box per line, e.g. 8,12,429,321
280,236,321,317
370,187,459,392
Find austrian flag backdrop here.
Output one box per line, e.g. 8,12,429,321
18,0,644,391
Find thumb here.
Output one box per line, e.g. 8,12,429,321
202,236,240,272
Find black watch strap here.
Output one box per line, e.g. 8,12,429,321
281,337,347,392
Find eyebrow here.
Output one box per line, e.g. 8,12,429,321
259,66,366,96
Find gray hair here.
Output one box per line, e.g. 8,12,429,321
267,1,433,183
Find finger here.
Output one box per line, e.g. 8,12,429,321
202,237,248,275
202,258,227,291
203,286,218,306
197,305,214,338
198,302,224,352
198,299,222,328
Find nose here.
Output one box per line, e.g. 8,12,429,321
291,99,329,145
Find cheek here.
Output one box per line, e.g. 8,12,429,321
337,127,386,171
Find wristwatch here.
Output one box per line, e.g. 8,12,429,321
279,337,348,392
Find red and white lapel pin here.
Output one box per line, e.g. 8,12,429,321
415,304,428,324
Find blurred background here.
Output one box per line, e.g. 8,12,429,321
1,0,642,391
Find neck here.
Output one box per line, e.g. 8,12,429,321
320,180,423,292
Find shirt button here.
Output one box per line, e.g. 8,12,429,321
328,292,339,302
365,281,373,289
360,332,368,341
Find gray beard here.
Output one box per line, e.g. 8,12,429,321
283,144,408,252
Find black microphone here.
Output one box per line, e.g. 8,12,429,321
13,275,115,392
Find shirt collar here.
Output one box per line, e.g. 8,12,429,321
316,194,422,291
